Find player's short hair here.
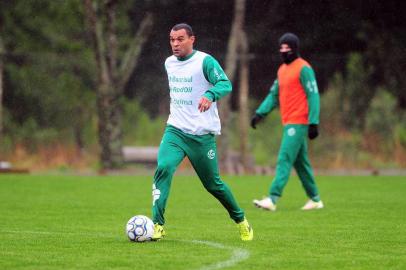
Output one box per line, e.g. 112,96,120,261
171,23,194,37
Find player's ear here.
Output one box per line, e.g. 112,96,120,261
190,35,195,44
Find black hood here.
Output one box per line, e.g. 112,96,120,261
279,33,300,53
279,33,300,64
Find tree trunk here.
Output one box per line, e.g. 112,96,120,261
238,30,251,173
83,0,109,86
219,0,246,174
117,12,154,93
0,36,4,140
84,0,153,169
106,0,119,84
97,91,123,168
84,0,119,169
73,106,85,157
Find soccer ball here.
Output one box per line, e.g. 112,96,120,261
126,215,154,242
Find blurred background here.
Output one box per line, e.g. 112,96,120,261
0,0,405,174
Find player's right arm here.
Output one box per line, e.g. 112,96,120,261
255,79,279,117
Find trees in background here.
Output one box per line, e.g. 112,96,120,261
0,0,405,169
0,0,96,154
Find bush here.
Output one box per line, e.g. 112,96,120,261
365,89,398,138
320,77,344,134
247,111,282,166
395,122,406,149
122,99,166,146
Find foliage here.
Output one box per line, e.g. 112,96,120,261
2,0,96,152
317,80,406,168
395,119,406,149
319,76,344,134
122,99,166,146
246,111,282,166
337,53,375,130
365,89,398,138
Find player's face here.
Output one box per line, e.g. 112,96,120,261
170,29,195,58
279,44,291,53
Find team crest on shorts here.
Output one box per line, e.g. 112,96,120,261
207,149,215,159
287,127,296,136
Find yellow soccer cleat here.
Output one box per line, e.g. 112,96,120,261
151,224,166,241
237,218,253,241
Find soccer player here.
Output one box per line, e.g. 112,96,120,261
251,33,324,211
151,23,253,241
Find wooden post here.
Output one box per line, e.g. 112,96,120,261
219,0,246,174
238,30,252,173
0,36,4,140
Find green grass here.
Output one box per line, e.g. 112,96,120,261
0,174,405,270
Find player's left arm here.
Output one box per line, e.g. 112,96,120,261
198,55,232,112
202,55,232,102
300,66,320,125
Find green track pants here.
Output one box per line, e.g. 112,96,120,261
270,124,320,202
152,125,245,225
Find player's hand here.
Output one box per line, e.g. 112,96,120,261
250,114,264,129
198,97,212,112
308,124,319,140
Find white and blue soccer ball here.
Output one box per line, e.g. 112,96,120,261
126,215,154,242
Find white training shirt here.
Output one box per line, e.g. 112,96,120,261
165,51,222,135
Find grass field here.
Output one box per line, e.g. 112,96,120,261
0,174,405,270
